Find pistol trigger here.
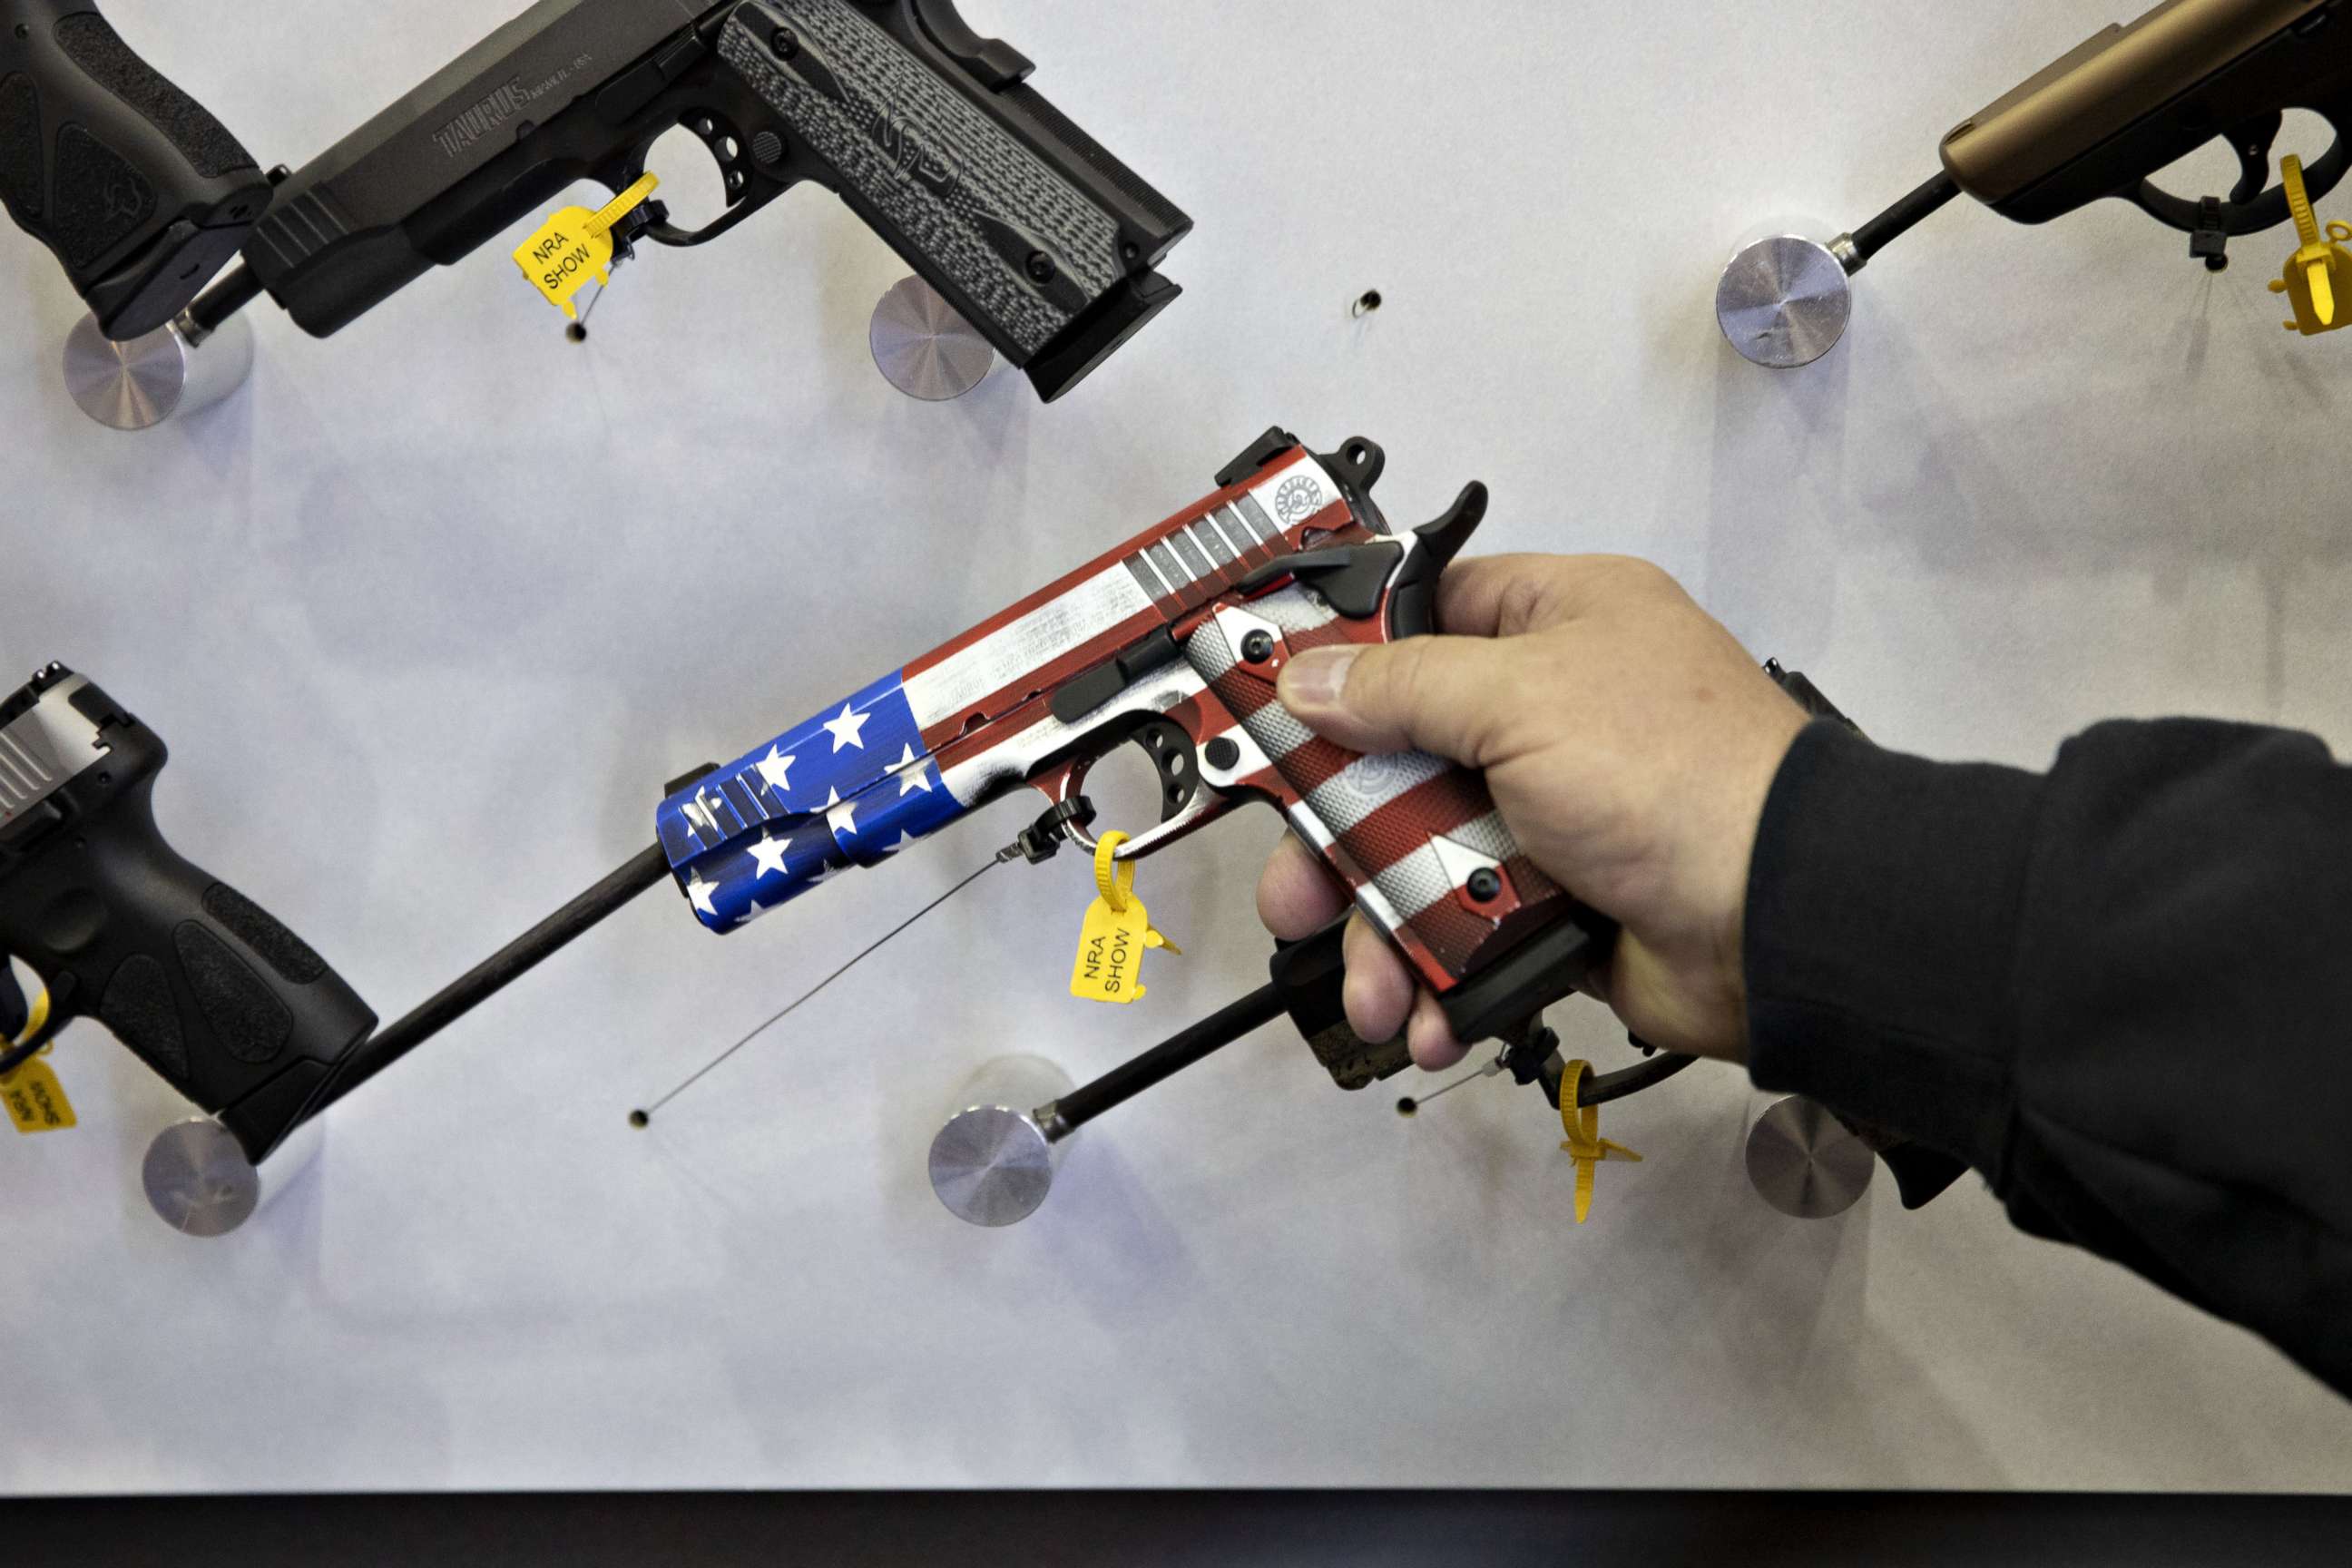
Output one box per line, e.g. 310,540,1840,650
1101,742,1232,865
2229,112,2285,208
1132,719,1201,824
0,970,67,1079
0,963,26,1044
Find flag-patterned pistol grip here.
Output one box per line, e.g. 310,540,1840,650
1182,524,1617,1043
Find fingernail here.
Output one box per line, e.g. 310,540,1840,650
1280,645,1361,709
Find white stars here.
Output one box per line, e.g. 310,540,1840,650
755,745,797,796
879,831,920,855
685,876,720,919
748,832,793,880
825,786,857,834
896,743,934,796
822,702,870,753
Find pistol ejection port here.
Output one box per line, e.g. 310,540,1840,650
870,276,997,402
1715,233,1854,369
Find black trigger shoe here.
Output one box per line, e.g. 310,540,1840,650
1390,483,1490,639
2228,110,2283,207
0,962,25,1042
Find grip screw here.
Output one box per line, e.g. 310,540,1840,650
1466,867,1504,904
1203,737,1240,771
769,26,799,59
1025,250,1058,285
1240,631,1276,664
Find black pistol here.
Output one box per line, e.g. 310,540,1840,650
0,666,375,1161
0,0,271,338
232,0,1192,400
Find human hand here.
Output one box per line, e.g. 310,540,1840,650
1254,554,1808,1070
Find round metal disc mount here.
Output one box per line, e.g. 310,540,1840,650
1745,1095,1874,1219
63,310,254,430
1716,234,1853,369
870,275,996,401
142,1117,262,1237
930,1104,1057,1227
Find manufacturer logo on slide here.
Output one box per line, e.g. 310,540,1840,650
1275,475,1326,526
431,55,594,159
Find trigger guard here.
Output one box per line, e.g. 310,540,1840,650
2131,128,2352,237
0,964,63,1077
0,961,26,1044
1057,720,1204,856
642,111,771,250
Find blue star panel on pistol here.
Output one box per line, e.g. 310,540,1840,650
656,671,974,932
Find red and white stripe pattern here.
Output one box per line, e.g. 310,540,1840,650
1181,589,1570,994
701,436,1569,995
907,449,1356,808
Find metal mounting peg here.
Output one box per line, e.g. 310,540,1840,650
928,1055,1076,1228
1716,232,1857,370
1745,1095,1874,1219
1718,175,1961,369
142,1114,326,1238
870,276,996,401
63,309,254,430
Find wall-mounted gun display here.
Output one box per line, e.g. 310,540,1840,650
1718,0,2352,367
0,431,1967,1235
7,0,1191,425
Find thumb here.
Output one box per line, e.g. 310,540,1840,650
1276,637,1510,762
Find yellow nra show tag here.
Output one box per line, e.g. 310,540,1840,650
1070,832,1180,1004
2270,154,2352,337
3,982,75,1138
513,173,662,319
4,1057,76,1134
1558,1060,1639,1224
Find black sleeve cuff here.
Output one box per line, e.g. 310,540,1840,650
1742,720,2046,1177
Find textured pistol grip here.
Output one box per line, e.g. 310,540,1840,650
717,0,1186,398
0,1,269,337
0,770,374,1163
1184,584,1614,1037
